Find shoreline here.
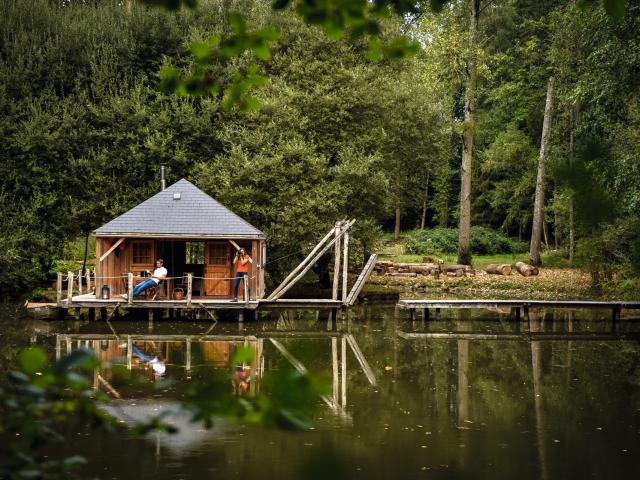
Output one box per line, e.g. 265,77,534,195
364,268,640,302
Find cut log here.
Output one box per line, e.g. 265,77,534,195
388,272,417,277
408,263,440,274
515,261,539,277
441,264,473,274
486,263,512,275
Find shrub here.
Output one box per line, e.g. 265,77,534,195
404,227,526,256
576,217,640,287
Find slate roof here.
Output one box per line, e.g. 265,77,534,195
94,179,265,239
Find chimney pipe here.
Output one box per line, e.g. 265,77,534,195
160,165,166,191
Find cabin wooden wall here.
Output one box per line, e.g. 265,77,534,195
95,238,154,296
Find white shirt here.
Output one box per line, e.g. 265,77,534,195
151,266,167,285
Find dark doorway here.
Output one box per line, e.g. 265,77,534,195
156,241,205,296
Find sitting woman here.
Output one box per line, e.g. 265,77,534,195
122,259,167,299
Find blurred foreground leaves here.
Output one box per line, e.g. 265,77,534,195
0,346,327,478
0,348,113,479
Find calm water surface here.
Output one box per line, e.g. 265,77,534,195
2,304,640,479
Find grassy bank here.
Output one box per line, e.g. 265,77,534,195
373,238,639,301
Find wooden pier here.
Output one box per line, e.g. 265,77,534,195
397,299,640,321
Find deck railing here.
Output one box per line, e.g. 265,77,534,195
58,271,255,306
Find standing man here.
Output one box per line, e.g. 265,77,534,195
232,248,252,302
122,258,167,299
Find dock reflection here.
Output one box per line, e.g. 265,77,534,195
54,328,377,415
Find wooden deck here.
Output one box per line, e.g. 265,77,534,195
258,299,343,309
50,294,344,311
64,294,260,310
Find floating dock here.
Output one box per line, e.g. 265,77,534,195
397,299,640,321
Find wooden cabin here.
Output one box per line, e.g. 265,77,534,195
93,179,265,301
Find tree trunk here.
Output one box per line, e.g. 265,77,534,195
542,219,550,249
420,172,430,230
81,231,89,273
553,195,560,250
457,0,480,266
530,76,555,266
394,205,401,240
568,104,578,266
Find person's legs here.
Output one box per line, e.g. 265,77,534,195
242,273,249,299
133,279,157,297
233,273,242,300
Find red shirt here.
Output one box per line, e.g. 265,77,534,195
236,255,251,273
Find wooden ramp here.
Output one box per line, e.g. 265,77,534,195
345,254,378,306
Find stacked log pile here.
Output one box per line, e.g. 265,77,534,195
375,260,540,278
374,261,474,278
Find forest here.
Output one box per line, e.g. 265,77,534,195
1,0,639,295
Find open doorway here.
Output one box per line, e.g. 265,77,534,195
156,241,205,297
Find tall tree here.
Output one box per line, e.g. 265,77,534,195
457,0,480,265
530,76,555,266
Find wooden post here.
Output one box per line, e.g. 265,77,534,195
86,268,91,294
341,227,349,304
57,273,63,306
187,273,193,307
127,336,132,370
67,272,74,306
341,335,347,408
243,274,249,304
251,240,258,300
332,337,338,407
260,241,266,298
332,222,342,301
186,337,191,373
612,306,621,323
78,269,83,294
127,272,133,306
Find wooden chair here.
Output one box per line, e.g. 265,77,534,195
150,279,167,300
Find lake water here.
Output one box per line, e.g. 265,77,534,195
2,304,640,479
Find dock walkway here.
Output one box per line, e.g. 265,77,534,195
397,299,640,321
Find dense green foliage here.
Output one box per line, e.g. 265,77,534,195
404,226,528,256
0,0,638,293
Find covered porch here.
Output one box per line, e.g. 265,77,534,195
95,237,265,302
92,179,266,302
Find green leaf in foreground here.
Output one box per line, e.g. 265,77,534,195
19,348,47,376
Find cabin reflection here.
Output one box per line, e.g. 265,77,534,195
55,330,376,415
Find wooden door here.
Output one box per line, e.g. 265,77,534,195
204,243,231,297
